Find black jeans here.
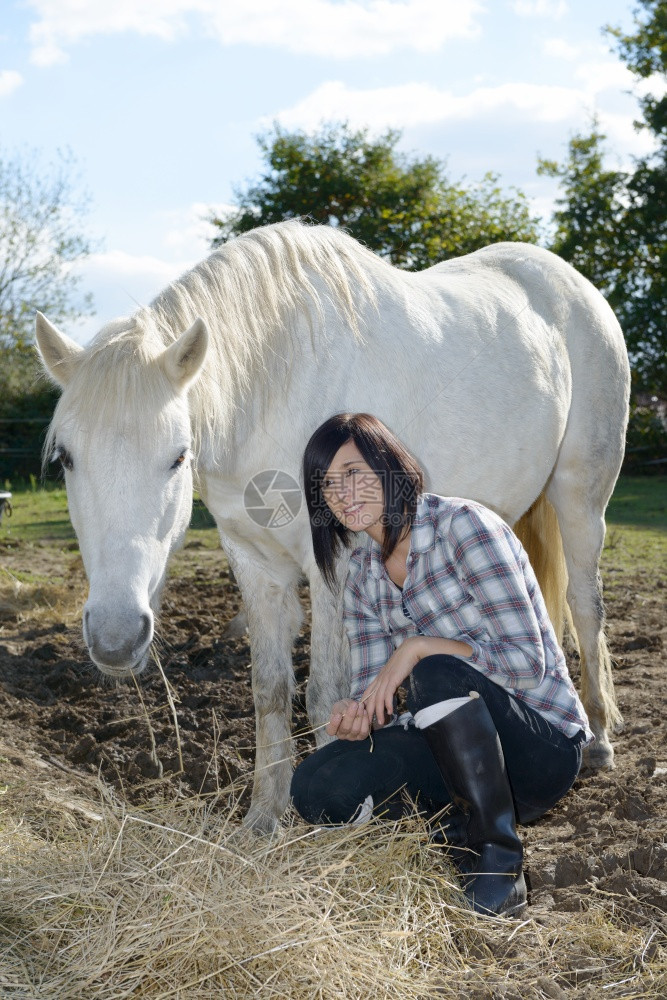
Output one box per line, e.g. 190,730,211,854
291,655,584,826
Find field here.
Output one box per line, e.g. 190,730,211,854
0,478,665,998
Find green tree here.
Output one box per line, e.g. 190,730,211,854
210,123,540,269
539,0,666,395
609,0,667,136
0,148,94,480
537,124,628,295
607,0,667,396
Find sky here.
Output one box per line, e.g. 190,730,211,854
0,0,659,344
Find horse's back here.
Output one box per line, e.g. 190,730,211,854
419,241,629,419
446,243,630,503
427,241,625,351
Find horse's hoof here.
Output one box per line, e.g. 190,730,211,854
243,807,281,836
582,739,615,772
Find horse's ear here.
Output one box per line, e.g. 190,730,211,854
159,318,209,392
35,312,84,387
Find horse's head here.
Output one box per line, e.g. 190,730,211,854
36,312,209,678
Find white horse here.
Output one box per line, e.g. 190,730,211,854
36,220,630,833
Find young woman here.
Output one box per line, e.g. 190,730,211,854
291,413,592,918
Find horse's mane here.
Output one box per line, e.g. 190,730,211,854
47,221,382,465
150,220,380,450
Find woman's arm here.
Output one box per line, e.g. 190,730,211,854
360,635,473,726
412,635,474,660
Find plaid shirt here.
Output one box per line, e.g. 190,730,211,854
343,493,592,742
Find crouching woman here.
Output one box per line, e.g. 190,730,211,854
291,412,592,917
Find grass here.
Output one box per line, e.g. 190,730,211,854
605,475,667,531
1,474,664,624
0,485,72,546
0,474,663,638
0,491,217,549
602,477,667,581
1,473,663,624
2,474,665,546
602,522,667,581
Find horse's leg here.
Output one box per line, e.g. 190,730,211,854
222,608,248,638
547,474,621,769
219,532,302,833
221,564,249,637
307,571,350,747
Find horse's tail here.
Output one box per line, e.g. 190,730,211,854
513,491,568,646
513,491,621,732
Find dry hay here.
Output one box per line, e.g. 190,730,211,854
0,769,665,1000
0,563,87,629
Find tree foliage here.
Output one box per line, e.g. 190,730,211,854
0,148,93,382
0,147,93,480
211,123,540,269
537,126,628,294
608,0,667,396
608,0,667,136
540,0,666,396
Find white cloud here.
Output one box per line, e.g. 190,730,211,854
634,71,667,102
511,0,568,17
66,202,239,344
159,201,234,258
70,249,196,344
0,69,23,97
267,79,592,132
526,190,558,224
27,0,483,65
574,59,635,95
596,110,659,163
28,0,193,66
267,75,659,164
542,37,578,61
67,201,238,344
205,0,483,57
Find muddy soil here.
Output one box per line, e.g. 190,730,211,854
0,537,665,938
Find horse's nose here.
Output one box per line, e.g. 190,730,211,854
84,607,153,673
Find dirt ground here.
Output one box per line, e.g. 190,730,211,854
0,534,665,950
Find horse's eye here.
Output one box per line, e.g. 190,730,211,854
171,452,187,470
52,446,73,472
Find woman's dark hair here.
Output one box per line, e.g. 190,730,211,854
302,413,424,590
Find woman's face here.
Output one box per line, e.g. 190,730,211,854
321,439,385,536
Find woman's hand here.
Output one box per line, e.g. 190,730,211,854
326,699,372,740
360,637,424,727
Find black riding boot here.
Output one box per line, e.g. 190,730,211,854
428,807,475,872
416,694,527,917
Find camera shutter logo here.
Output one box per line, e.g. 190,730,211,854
244,470,302,527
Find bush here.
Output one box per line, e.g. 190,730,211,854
623,401,667,473
0,380,59,482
